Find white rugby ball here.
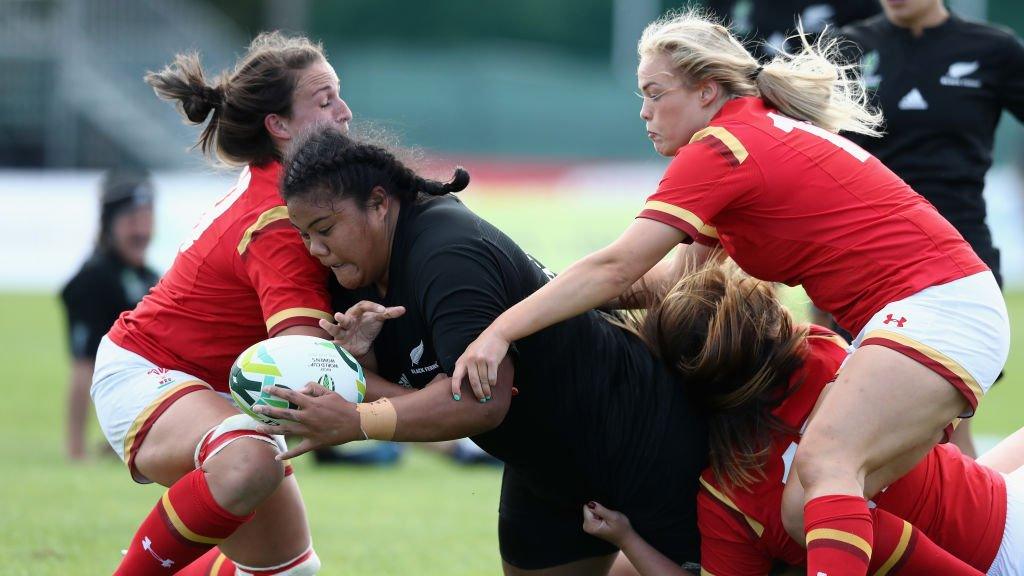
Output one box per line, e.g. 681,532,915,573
229,335,366,426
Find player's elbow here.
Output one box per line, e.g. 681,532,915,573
585,250,643,296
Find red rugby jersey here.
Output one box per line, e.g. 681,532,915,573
638,97,986,335
108,162,332,391
697,326,847,574
696,327,1005,575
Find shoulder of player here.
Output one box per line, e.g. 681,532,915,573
950,14,1020,44
681,122,758,171
837,13,889,45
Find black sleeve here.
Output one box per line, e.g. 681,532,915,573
60,269,117,359
997,31,1024,122
413,243,514,375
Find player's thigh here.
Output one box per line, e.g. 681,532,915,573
978,426,1024,474
135,389,242,486
502,554,617,576
797,344,965,488
217,473,311,566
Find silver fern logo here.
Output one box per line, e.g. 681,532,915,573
941,61,981,88
410,340,424,365
860,50,881,90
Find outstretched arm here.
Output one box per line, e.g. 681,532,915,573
252,357,514,459
452,218,690,399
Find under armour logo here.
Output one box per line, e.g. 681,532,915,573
883,314,907,328
141,536,175,568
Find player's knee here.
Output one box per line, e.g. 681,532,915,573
780,491,805,543
237,547,321,575
205,437,284,511
195,414,287,514
794,429,864,490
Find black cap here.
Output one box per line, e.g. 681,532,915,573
100,168,154,210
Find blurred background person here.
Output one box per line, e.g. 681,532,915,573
700,0,880,59
838,0,1024,457
59,168,158,461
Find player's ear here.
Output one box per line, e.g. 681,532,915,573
265,113,291,141
698,80,719,107
368,186,391,220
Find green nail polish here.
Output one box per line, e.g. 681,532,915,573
479,398,488,403
453,393,461,401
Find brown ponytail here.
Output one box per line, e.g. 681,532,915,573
145,31,326,166
635,261,808,489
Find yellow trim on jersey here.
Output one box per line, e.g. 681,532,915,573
266,307,335,332
161,491,224,545
642,201,720,239
699,477,765,537
864,329,983,402
690,126,749,164
237,206,291,255
210,552,228,574
873,519,913,576
700,569,717,576
123,380,212,463
806,528,872,557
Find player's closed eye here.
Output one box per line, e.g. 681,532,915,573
634,86,684,102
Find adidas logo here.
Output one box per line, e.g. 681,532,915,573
898,88,928,110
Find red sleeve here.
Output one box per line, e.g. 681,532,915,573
238,213,332,336
697,489,773,576
637,127,754,246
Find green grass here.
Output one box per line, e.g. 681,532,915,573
2,195,1022,574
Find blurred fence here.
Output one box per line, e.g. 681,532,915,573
2,163,1022,291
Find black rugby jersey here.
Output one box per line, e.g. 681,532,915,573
330,194,708,472
60,250,159,359
704,0,879,60
841,14,1024,284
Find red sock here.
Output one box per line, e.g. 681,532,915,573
175,547,237,576
869,508,983,575
805,495,873,576
114,469,252,575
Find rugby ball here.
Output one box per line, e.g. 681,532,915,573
229,335,366,426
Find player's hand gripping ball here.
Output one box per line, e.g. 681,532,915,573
229,335,366,426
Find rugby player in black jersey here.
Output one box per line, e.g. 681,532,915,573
252,126,709,575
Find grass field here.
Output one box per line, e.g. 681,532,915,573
2,195,1022,574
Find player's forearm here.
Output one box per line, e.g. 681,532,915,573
362,370,415,402
389,375,509,441
493,248,639,341
617,532,690,576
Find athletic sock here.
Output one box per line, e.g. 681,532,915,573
175,547,237,575
114,469,252,575
869,508,983,575
805,494,873,576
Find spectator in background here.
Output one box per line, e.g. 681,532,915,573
839,0,1024,457
60,168,159,461
701,0,880,60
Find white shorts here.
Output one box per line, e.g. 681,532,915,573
989,467,1024,576
92,335,214,483
851,271,1010,417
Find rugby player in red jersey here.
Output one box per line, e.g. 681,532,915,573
582,263,1023,575
454,10,1009,576
90,32,387,575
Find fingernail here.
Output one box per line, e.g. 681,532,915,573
485,395,492,401
587,501,597,509
479,398,489,403
453,393,461,401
